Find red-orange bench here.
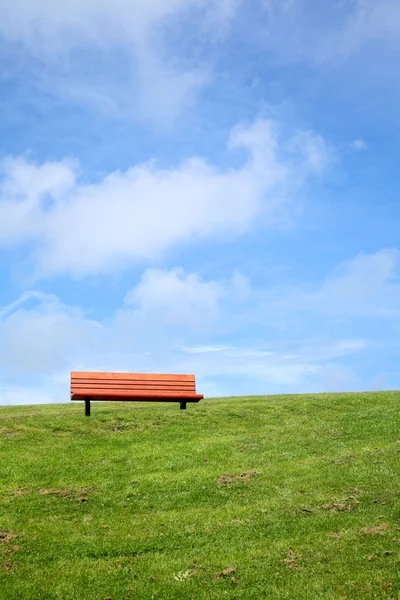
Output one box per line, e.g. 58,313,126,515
70,372,203,416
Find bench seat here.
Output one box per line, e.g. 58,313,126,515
70,372,203,415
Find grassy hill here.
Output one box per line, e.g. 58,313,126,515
0,392,399,599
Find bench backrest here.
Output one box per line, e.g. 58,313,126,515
71,371,197,398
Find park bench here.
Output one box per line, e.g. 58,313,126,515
70,371,203,416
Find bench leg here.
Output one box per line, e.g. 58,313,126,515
180,402,187,410
85,398,91,417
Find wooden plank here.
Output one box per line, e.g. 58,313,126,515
71,388,196,396
71,382,196,389
71,381,196,387
72,377,196,387
71,389,201,398
71,380,196,387
71,380,196,388
71,376,195,382
71,396,202,403
71,372,195,381
71,392,203,401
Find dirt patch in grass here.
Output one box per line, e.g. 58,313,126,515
215,567,237,581
333,453,355,465
13,488,32,497
0,531,17,544
217,471,261,487
0,428,19,436
239,443,258,452
362,524,389,535
320,498,360,512
110,425,128,433
39,487,96,502
282,550,302,570
1,488,32,500
299,496,359,513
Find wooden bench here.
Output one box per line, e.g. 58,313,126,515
70,372,203,416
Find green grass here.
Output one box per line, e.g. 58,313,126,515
0,392,400,599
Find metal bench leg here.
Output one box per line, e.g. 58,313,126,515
180,402,187,410
85,398,91,417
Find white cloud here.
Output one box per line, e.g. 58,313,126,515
252,248,400,321
350,138,368,151
0,291,55,318
2,249,395,405
125,268,227,326
0,292,100,377
0,157,76,245
0,0,240,122
257,0,400,65
0,257,376,404
332,0,400,56
181,345,234,354
0,0,238,44
0,119,330,279
171,338,366,392
1,0,398,123
289,130,332,174
0,267,242,382
311,249,400,316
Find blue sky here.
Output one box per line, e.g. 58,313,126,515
1,0,400,404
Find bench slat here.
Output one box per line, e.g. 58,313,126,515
71,372,194,381
71,379,196,389
72,388,196,395
71,381,195,387
71,381,196,389
72,391,197,397
71,392,203,401
71,390,201,398
71,394,203,403
71,384,196,394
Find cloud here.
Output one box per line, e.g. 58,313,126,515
0,0,238,45
350,138,368,151
2,0,399,124
310,248,400,317
330,0,400,56
0,119,330,279
0,0,240,123
0,292,100,378
1,249,396,405
0,254,380,404
0,267,243,380
181,345,234,354
124,268,242,327
255,0,400,66
144,336,366,393
113,269,250,358
0,157,76,245
252,249,400,322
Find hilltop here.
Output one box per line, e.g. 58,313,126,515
0,392,399,599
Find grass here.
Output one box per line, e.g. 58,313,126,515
0,392,400,599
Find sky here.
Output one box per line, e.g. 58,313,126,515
0,0,400,404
